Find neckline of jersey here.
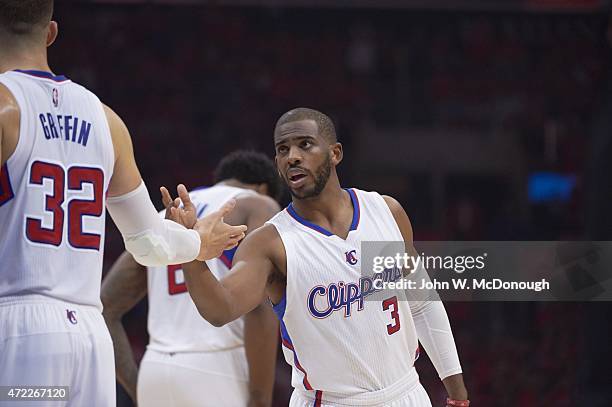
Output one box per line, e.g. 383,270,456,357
286,188,361,239
13,69,69,83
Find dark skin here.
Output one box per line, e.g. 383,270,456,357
176,119,467,401
102,180,280,407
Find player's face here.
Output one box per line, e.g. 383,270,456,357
274,120,333,199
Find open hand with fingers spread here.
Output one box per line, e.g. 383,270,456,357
193,199,247,260
160,184,247,260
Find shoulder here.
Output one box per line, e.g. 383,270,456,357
352,188,405,220
221,192,281,226
236,193,281,215
0,82,20,163
381,194,414,242
102,103,128,135
356,189,404,218
0,82,19,117
102,103,132,160
237,223,284,257
248,222,282,241
382,195,403,215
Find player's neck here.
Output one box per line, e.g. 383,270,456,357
0,47,51,75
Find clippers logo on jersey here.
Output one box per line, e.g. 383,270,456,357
345,249,358,265
307,268,404,319
52,88,59,107
66,309,78,325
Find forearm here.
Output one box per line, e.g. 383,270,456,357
182,260,241,326
104,316,139,402
244,304,278,407
442,373,468,402
107,182,200,267
410,301,466,398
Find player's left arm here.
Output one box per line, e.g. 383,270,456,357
244,302,278,407
101,251,148,404
0,83,20,166
383,195,469,403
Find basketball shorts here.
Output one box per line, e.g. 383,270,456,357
289,368,432,407
137,347,249,407
0,295,115,407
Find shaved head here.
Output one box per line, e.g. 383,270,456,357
275,108,337,144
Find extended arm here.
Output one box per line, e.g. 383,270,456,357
101,251,148,404
384,196,468,402
237,196,280,407
182,224,279,327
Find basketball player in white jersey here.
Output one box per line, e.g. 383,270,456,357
165,108,470,406
0,1,246,406
101,151,281,407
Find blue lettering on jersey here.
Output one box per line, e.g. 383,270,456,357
307,268,403,319
39,113,91,147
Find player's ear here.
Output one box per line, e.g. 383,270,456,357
330,142,343,166
46,21,58,47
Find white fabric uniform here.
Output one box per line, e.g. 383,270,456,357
138,185,256,407
0,70,115,406
267,189,432,407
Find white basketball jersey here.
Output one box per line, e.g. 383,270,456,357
146,185,257,353
267,189,420,398
0,70,114,310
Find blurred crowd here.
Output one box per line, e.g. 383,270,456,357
51,3,611,405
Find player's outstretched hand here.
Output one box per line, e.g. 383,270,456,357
160,184,198,229
193,199,247,260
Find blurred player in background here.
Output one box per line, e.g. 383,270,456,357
166,108,469,407
0,1,245,405
101,151,281,407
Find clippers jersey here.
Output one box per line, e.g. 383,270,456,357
146,185,256,353
267,189,420,397
0,70,114,310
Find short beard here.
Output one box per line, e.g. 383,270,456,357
289,153,332,199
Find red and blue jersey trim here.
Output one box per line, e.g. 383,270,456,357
219,246,237,269
13,69,69,83
314,390,323,407
347,188,360,232
0,164,15,207
272,295,318,392
286,188,360,237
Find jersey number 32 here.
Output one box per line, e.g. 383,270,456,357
25,160,104,250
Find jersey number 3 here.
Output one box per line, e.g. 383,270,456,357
382,296,401,335
26,161,104,250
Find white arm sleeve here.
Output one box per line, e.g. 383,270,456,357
408,265,462,380
106,182,201,267
410,300,463,380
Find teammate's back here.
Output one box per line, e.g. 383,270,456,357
0,2,247,405
0,70,114,309
147,184,257,353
